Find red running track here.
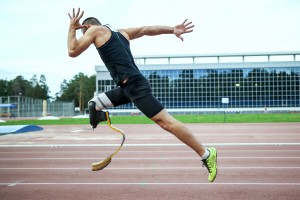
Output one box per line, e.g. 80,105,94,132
0,123,300,200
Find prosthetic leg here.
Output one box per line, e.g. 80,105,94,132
89,101,125,171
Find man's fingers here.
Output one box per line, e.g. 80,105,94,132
182,19,188,25
177,35,184,41
75,8,81,18
70,8,84,19
78,10,84,20
185,30,193,33
69,8,84,22
185,21,193,27
186,25,195,30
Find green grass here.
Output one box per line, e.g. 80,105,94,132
0,113,299,125
176,113,300,123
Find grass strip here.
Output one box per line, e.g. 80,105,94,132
0,113,299,125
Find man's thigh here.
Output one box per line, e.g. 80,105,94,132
133,94,164,118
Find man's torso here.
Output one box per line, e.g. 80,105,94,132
93,25,141,85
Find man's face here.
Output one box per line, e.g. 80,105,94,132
81,26,88,35
81,24,90,35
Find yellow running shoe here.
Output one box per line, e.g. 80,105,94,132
202,147,217,182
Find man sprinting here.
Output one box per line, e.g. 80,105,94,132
67,8,217,182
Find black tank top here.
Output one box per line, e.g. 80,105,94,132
97,25,141,86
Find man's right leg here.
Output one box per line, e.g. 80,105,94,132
88,88,131,129
151,109,217,182
133,95,217,182
151,109,206,157
88,93,114,129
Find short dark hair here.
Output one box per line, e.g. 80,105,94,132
82,17,102,25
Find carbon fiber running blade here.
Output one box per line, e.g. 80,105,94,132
91,157,112,171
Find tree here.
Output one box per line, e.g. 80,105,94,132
9,76,30,96
38,75,50,99
56,73,96,112
26,75,38,97
25,75,49,99
0,75,50,99
0,80,9,96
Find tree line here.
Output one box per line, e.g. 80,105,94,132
55,73,96,111
0,75,49,99
0,73,96,111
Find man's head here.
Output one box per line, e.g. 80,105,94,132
81,17,102,34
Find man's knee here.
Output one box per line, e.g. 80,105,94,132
152,115,177,133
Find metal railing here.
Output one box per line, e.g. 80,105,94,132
0,96,74,118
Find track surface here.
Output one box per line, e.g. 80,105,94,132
0,122,299,200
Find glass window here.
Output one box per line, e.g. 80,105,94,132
98,65,300,109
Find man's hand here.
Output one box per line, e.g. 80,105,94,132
68,8,85,30
174,19,194,41
67,7,93,57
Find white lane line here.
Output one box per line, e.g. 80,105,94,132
70,130,86,133
0,143,300,148
0,167,300,170
0,182,299,186
1,157,300,160
1,150,300,154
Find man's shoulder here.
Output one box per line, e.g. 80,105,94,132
86,25,110,38
90,25,108,32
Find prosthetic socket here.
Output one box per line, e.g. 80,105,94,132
88,101,107,129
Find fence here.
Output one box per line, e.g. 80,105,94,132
95,52,300,114
0,96,74,118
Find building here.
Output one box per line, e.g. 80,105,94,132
95,52,300,113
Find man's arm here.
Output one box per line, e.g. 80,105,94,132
67,8,94,57
120,19,194,41
68,28,95,57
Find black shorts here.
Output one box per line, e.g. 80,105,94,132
105,75,164,118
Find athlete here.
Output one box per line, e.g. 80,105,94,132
67,8,217,182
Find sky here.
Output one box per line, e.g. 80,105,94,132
0,0,299,97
